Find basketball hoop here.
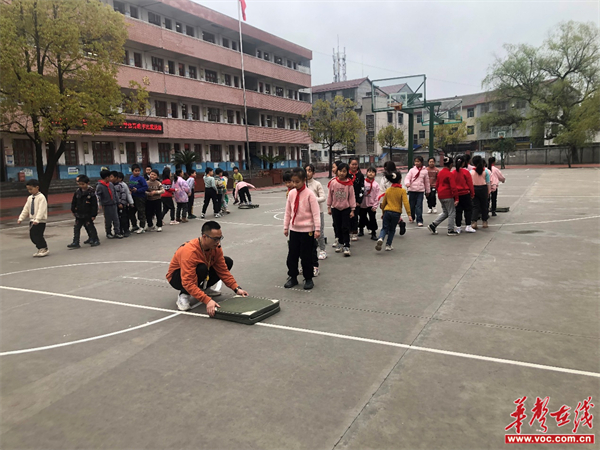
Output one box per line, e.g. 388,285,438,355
390,102,403,111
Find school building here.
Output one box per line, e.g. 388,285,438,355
0,0,313,182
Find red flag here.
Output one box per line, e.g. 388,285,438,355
240,0,247,21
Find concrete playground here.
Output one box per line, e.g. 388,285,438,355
0,168,599,449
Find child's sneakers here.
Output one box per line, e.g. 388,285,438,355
34,248,49,257
90,240,101,247
67,242,80,249
427,208,432,214
350,233,359,241
465,225,476,233
447,229,459,236
332,238,339,248
148,226,157,232
343,247,351,257
176,293,192,311
385,245,393,251
135,228,145,234
427,224,438,235
215,213,222,218
432,208,437,213
455,226,462,234
157,227,162,232
318,250,327,260
170,220,178,225
335,244,343,253
375,238,384,251
284,277,299,288
200,213,205,219
313,267,319,277
370,230,378,241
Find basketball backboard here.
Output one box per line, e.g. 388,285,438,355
422,98,463,126
371,75,426,113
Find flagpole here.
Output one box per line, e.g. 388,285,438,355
237,0,252,178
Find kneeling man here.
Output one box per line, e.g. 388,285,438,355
166,221,248,315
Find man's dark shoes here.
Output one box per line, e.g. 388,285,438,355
399,221,406,235
106,233,115,239
90,240,101,247
358,228,364,237
304,279,314,290
67,242,80,249
83,238,91,244
284,277,299,288
370,230,378,240
188,214,197,219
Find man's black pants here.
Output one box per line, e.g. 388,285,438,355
169,256,234,295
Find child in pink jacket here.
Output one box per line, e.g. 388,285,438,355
404,156,431,226
283,168,321,290
488,157,506,216
359,166,380,241
327,162,357,256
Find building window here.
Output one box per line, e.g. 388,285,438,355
467,108,474,118
63,142,78,165
158,143,171,163
178,63,185,77
232,41,237,51
497,101,507,111
261,115,265,126
134,52,142,68
278,146,286,157
222,38,229,48
92,141,114,165
205,70,218,83
203,32,215,43
288,118,294,129
123,50,129,65
413,134,418,141
194,144,202,162
467,125,475,135
287,60,292,68
276,87,284,97
257,50,262,58
186,26,194,37
293,62,297,70
287,90,294,99
387,112,393,123
125,142,136,164
516,99,527,109
263,52,270,61
265,84,271,95
170,102,178,119
176,22,183,33
167,60,175,75
398,113,403,124
277,116,285,128
236,111,241,124
210,144,222,162
481,103,489,114
208,108,220,122
181,104,188,119
130,6,138,18
155,101,167,117
274,56,283,65
164,18,172,30
259,82,263,93
224,74,231,86
148,12,161,26
266,115,272,127
227,110,234,124
13,140,35,166
191,105,200,120
419,130,426,139
189,66,197,79
113,1,125,14
416,113,422,123
234,76,239,88
296,119,299,129
151,56,164,72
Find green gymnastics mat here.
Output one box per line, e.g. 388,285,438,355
213,296,280,325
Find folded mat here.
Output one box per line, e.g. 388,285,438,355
213,296,280,325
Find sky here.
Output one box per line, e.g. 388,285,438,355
196,0,599,100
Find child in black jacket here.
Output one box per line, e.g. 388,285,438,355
96,169,122,239
69,175,100,248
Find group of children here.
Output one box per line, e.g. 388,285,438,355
282,155,506,289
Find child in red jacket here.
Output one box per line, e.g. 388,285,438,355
427,156,459,236
453,155,476,233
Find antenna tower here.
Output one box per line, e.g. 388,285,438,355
332,36,346,83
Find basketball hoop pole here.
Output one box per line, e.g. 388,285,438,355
429,104,435,159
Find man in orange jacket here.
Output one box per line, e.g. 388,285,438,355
166,221,249,315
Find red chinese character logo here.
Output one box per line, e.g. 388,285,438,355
573,397,594,433
550,404,571,427
529,396,550,432
506,396,528,434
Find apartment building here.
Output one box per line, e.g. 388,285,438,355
2,0,312,181
309,78,410,163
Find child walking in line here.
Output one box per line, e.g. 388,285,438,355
96,169,122,239
146,169,165,231
380,161,408,236
18,179,49,257
488,157,506,217
214,168,228,214
359,166,380,241
221,171,231,214
306,164,327,272
328,160,342,248
375,172,410,251
348,157,365,241
404,156,430,227
234,180,256,205
327,162,356,257
427,156,459,236
161,167,177,225
283,168,321,290
173,169,191,223
186,169,197,219
201,167,221,219
232,166,243,204
113,171,133,237
69,175,99,248
470,155,491,229
453,155,476,234
128,164,148,232
426,157,439,214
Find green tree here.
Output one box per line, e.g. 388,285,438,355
303,96,364,177
258,153,285,170
433,122,467,157
483,21,600,168
0,0,148,195
172,150,198,175
377,124,406,161
490,136,516,169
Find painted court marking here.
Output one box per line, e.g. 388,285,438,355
0,262,598,379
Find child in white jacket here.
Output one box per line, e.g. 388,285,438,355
359,167,380,240
17,179,49,257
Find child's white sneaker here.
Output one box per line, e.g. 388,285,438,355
343,247,351,256
313,267,320,277
176,293,192,311
148,226,157,232
332,238,339,248
432,208,437,213
375,238,384,251
157,227,162,232
135,228,145,234
350,233,358,241
335,244,342,253
385,245,393,251
427,208,432,214
170,220,178,225
465,225,476,233
455,226,462,234
318,250,327,260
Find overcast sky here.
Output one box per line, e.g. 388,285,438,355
197,1,599,99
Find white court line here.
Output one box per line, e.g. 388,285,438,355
488,215,600,227
0,313,180,356
0,285,598,379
